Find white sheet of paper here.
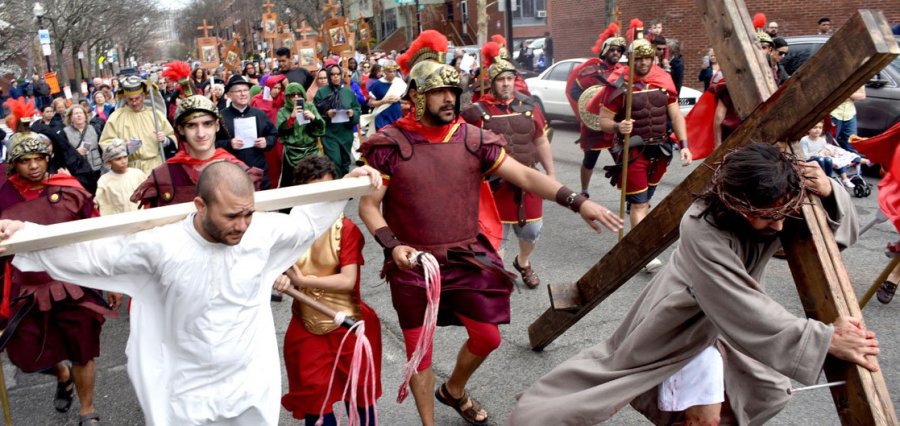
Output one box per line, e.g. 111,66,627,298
234,117,258,149
295,112,309,125
263,86,272,101
459,54,475,72
332,109,350,123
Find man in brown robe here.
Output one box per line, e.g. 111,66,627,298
509,144,879,425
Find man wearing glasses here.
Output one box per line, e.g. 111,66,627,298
217,75,278,189
565,23,625,198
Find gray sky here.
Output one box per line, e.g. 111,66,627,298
158,0,185,10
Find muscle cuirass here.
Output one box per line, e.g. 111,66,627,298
463,101,536,167
618,88,669,140
381,126,482,259
0,183,95,312
292,216,361,335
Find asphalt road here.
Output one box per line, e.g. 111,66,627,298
6,121,899,425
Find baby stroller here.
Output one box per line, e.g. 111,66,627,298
823,131,872,198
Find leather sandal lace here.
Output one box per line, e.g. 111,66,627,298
513,256,540,289
53,367,74,413
435,383,488,426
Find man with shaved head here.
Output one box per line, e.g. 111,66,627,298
0,161,382,425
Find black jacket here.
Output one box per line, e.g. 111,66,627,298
215,105,278,189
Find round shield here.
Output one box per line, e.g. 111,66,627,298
578,85,604,131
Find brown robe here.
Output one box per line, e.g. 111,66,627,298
509,179,858,425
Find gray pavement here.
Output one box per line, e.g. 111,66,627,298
5,121,899,425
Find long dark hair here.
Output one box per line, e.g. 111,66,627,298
695,143,803,230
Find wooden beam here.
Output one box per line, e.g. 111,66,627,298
0,177,374,256
697,0,777,117
529,9,899,350
782,196,899,424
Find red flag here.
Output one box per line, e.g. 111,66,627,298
682,90,718,161
853,121,900,231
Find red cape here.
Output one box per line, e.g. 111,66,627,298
682,90,718,161
851,121,900,232
565,58,603,115
167,148,244,168
394,115,504,250
9,173,85,195
586,64,677,115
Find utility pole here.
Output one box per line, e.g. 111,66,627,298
414,0,422,36
477,0,487,45
505,0,513,50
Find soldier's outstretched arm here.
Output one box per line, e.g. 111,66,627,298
493,159,623,233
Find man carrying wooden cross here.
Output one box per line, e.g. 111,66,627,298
509,144,879,425
0,161,382,425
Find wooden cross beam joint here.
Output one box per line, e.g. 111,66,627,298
529,3,898,424
197,19,214,38
262,0,275,15
324,0,342,19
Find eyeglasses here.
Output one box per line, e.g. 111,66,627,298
776,50,788,56
290,93,303,98
329,72,342,76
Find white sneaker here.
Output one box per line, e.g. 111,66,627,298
643,258,663,273
842,178,855,189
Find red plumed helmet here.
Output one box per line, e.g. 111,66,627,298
491,34,507,47
4,97,37,130
593,22,620,54
752,13,767,30
161,61,191,81
626,18,644,44
397,29,449,74
481,41,502,69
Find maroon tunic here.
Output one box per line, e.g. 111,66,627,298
360,122,515,329
0,179,107,372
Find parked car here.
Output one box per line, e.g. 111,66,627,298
525,58,701,123
783,35,900,138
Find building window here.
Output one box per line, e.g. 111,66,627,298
513,0,547,26
461,1,469,24
382,8,397,35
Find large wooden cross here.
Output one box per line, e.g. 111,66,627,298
197,19,214,38
262,0,275,15
323,0,342,20
527,1,899,423
295,21,315,42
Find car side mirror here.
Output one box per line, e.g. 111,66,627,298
866,73,888,89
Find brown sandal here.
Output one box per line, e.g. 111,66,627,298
877,280,897,304
513,256,540,289
435,383,488,426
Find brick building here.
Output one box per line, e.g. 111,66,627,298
551,0,900,90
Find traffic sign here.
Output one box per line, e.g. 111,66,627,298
38,29,50,45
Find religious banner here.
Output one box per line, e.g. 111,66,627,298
263,13,278,39
222,40,242,73
324,18,350,54
294,40,318,71
358,18,371,47
198,37,220,69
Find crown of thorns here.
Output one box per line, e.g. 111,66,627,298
710,148,810,220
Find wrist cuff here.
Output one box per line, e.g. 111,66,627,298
555,186,588,213
680,139,689,149
373,226,402,250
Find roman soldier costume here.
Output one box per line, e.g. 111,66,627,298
566,22,626,151
130,95,263,207
0,130,112,376
460,40,550,288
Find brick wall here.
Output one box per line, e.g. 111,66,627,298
551,0,900,90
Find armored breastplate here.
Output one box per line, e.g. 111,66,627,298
381,126,482,259
479,107,536,167
293,216,361,335
620,88,669,140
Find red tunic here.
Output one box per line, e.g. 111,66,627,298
281,219,382,417
566,58,622,151
466,96,547,224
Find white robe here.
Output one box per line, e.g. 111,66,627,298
13,200,346,425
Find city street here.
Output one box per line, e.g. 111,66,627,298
6,121,899,425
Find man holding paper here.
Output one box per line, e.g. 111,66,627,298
218,75,278,189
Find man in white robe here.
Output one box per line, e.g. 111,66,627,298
1,161,381,425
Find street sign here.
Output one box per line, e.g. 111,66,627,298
395,0,414,4
98,56,105,65
41,44,51,56
38,29,50,45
